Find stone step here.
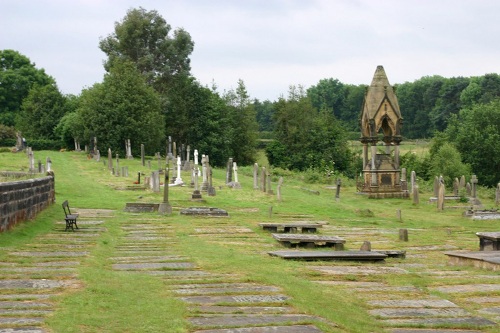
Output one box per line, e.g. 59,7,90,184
180,294,290,305
190,325,323,332
188,314,320,328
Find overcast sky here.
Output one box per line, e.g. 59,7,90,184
2,0,499,101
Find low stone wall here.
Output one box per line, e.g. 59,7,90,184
0,174,55,232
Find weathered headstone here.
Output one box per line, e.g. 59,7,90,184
208,166,216,196
151,170,160,192
277,177,284,202
412,184,419,205
396,209,402,221
433,176,439,197
261,167,267,192
399,228,409,242
471,174,478,198
453,177,459,196
15,131,23,151
466,182,472,196
95,149,100,162
437,182,445,210
183,145,191,171
168,136,173,160
37,159,42,173
201,155,208,191
360,241,371,251
226,158,233,184
496,182,500,206
401,168,407,191
410,170,416,194
335,178,341,201
158,168,172,215
126,139,133,159
46,157,52,172
141,144,145,166
267,171,273,195
253,163,259,189
459,175,466,189
108,148,112,170
115,153,120,176
28,147,34,171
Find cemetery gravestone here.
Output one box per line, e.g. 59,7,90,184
253,163,259,189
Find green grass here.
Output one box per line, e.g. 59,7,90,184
1,150,499,332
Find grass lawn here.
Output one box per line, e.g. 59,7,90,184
1,150,498,332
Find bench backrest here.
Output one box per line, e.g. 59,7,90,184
62,200,72,217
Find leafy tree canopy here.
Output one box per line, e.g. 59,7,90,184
99,7,194,92
77,60,165,156
0,49,54,126
16,83,66,140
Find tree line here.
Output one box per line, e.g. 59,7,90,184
1,7,500,186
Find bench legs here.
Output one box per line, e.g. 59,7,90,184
65,218,78,231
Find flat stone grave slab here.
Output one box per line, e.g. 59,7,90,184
469,296,500,303
369,307,469,318
180,207,228,217
0,279,76,289
374,250,406,258
383,316,496,327
194,227,253,234
314,281,421,292
367,299,459,308
112,262,195,270
0,301,51,309
188,314,321,328
190,325,324,333
0,294,53,301
389,329,483,333
307,265,408,275
144,270,213,277
110,255,187,263
259,223,323,233
478,306,500,315
271,234,346,249
124,203,160,213
0,317,45,325
432,284,500,293
180,294,290,305
173,284,281,295
189,305,292,314
9,251,89,257
476,232,500,251
269,250,386,261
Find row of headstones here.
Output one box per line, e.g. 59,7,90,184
25,147,52,173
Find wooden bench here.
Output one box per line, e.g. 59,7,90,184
259,222,323,233
62,200,79,231
272,233,345,250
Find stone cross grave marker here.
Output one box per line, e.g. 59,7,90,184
108,148,112,170
174,156,183,185
471,174,478,198
232,162,241,189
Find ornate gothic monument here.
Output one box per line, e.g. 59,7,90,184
359,65,408,198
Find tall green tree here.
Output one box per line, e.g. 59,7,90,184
0,50,54,126
77,61,164,156
224,79,258,165
267,85,352,173
253,99,275,132
99,7,194,93
16,83,66,140
444,99,500,187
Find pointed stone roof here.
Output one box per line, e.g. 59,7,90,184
362,65,401,120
